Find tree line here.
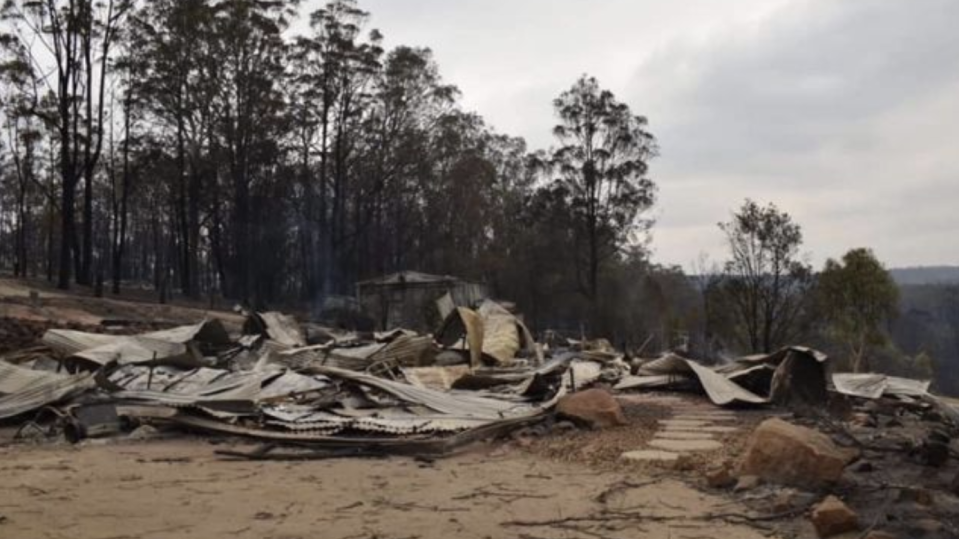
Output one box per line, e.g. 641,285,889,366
0,1,949,386
0,0,654,321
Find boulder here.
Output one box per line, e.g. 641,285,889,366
863,532,896,539
810,495,859,538
739,418,858,489
556,389,626,429
733,475,761,492
705,463,736,489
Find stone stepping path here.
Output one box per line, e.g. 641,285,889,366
658,419,710,428
620,397,744,463
649,438,724,452
621,450,680,463
662,425,739,434
673,414,738,421
655,431,721,440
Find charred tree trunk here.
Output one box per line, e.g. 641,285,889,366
112,97,132,295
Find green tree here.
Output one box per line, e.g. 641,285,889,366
818,248,900,372
719,199,813,353
550,75,657,325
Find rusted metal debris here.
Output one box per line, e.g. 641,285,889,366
1,302,955,460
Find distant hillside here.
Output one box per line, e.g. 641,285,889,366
890,266,959,286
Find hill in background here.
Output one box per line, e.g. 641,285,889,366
890,266,959,286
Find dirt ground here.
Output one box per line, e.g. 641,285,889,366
0,276,245,331
0,435,805,539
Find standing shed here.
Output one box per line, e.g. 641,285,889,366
356,271,488,332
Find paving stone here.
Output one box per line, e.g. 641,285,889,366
673,414,738,422
655,431,717,441
662,425,739,434
649,438,724,452
658,420,710,428
621,450,681,462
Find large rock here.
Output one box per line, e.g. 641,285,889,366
704,462,736,489
733,475,760,492
556,389,626,429
739,418,858,489
811,495,859,537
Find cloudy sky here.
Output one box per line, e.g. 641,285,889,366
303,0,959,270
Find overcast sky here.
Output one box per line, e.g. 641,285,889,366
302,0,959,270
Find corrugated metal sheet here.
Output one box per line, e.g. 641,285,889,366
370,335,435,366
43,329,118,356
832,373,931,399
145,320,232,345
631,354,767,406
75,337,191,366
308,366,534,419
42,320,231,359
0,361,69,395
402,365,472,390
686,360,766,405
255,312,307,347
0,372,95,419
476,301,521,366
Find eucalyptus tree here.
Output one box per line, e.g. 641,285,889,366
207,0,299,302
550,75,658,320
1,0,131,288
719,199,814,353
126,0,218,297
0,36,41,277
818,248,899,372
294,0,381,295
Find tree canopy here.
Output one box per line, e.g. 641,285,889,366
718,199,813,353
818,247,899,372
550,75,657,307
0,1,661,339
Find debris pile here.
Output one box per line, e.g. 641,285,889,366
0,301,629,455
4,284,959,536
617,346,829,407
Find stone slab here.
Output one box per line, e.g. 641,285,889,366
673,414,738,422
658,420,710,428
621,450,681,462
662,425,739,434
655,431,717,441
649,438,724,452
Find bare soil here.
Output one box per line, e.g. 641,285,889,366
0,276,245,332
0,276,246,356
0,436,800,539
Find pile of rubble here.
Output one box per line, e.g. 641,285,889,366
693,381,959,538
4,293,959,535
0,301,628,455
